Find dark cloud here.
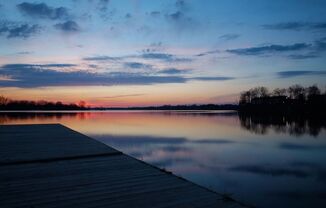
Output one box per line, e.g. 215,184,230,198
219,33,240,41
0,64,187,87
229,165,309,178
97,0,110,12
165,10,194,29
141,52,192,62
149,11,160,17
54,21,80,32
227,43,310,56
315,38,326,51
17,2,69,20
0,64,235,88
168,11,183,21
159,68,188,74
190,76,234,81
0,22,41,39
195,49,220,57
124,62,152,69
175,0,186,8
84,52,192,63
83,55,121,61
287,38,326,59
277,71,326,78
287,53,319,59
262,22,326,31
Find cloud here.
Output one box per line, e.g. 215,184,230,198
0,64,235,87
149,11,160,17
0,75,17,81
0,64,187,87
83,52,192,63
141,52,192,62
277,71,326,78
315,38,326,51
103,94,145,99
219,33,240,41
227,43,310,56
124,62,152,69
229,165,309,178
16,51,33,55
262,22,326,31
0,21,41,39
97,0,110,12
54,21,80,32
167,11,184,21
286,38,326,59
159,68,188,74
83,55,121,61
287,54,319,59
195,49,220,57
190,76,234,81
165,9,194,29
17,2,69,20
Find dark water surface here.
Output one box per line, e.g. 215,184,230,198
1,111,326,208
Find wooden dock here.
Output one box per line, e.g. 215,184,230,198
0,124,244,208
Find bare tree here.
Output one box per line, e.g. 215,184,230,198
0,96,9,106
250,87,269,98
272,88,287,96
240,91,251,104
288,84,305,100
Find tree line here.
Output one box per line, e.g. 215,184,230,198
0,96,88,110
239,84,326,114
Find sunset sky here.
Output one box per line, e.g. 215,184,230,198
0,0,326,107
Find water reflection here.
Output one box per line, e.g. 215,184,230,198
0,111,326,208
239,113,326,137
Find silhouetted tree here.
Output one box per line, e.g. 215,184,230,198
239,84,325,115
0,96,89,110
288,84,305,100
306,85,320,99
240,91,251,104
0,96,9,106
272,88,287,96
250,86,269,98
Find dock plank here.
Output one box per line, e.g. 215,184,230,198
0,124,244,208
0,124,120,165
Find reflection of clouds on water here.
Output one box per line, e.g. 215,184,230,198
229,165,309,178
278,142,326,151
268,190,326,200
93,133,240,171
229,162,326,182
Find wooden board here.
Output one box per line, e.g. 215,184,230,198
0,124,120,165
0,124,244,208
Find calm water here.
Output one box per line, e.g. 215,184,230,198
1,111,326,208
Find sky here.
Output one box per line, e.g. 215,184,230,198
0,0,326,107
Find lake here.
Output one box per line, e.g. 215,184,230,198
1,111,325,208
